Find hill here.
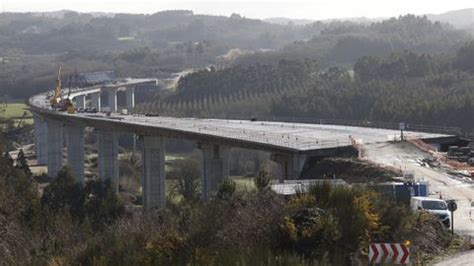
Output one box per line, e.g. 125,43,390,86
426,8,474,29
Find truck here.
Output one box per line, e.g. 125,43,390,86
411,196,450,228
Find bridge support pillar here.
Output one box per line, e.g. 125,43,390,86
108,89,117,112
46,119,63,177
271,153,306,183
75,95,86,110
91,92,101,112
33,115,48,165
142,136,166,210
97,130,119,192
200,144,230,200
67,125,85,184
126,87,135,111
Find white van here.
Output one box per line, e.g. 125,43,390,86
411,196,450,228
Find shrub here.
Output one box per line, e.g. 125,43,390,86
41,167,83,219
216,179,237,201
254,165,271,192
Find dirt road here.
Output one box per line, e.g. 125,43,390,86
434,250,474,266
364,142,474,236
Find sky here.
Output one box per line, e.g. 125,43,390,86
1,0,472,20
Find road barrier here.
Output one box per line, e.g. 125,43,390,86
369,243,410,264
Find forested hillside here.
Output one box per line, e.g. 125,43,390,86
140,42,474,132
235,15,469,66
0,13,470,99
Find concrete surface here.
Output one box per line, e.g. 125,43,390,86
200,144,230,200
142,136,166,209
46,119,63,177
66,125,85,184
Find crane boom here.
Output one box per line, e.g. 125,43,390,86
49,65,75,113
50,65,62,107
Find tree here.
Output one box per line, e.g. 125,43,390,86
82,179,124,227
41,166,83,218
15,149,32,177
254,165,271,192
168,158,201,201
454,41,474,72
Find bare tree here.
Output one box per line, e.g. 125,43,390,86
168,158,201,201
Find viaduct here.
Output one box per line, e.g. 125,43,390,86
28,78,458,210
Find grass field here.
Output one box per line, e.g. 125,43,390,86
1,103,33,124
231,176,256,191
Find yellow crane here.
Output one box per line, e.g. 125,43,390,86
49,65,75,113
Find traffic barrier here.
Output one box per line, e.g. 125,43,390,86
369,243,409,264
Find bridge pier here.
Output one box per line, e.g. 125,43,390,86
74,95,86,110
200,143,230,200
108,89,117,112
91,92,101,112
66,125,85,184
46,119,64,177
142,136,166,210
126,87,135,111
97,130,119,192
33,115,48,165
271,153,306,182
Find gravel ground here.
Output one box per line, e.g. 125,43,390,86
364,142,474,264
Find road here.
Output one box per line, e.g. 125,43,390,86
364,142,474,263
365,142,473,235
434,250,474,266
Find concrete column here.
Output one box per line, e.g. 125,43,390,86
91,92,101,112
67,125,85,184
33,115,48,165
271,153,307,182
200,144,230,200
142,136,166,210
108,89,117,112
126,87,135,111
97,130,119,192
75,95,86,110
46,119,63,177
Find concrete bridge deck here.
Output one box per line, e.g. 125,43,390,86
27,78,457,210
29,88,449,154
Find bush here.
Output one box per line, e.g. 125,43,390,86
216,179,237,201
254,165,271,192
41,167,83,219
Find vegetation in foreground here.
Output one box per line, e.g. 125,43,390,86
0,139,461,265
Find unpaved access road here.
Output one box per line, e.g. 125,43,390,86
434,249,474,266
364,142,473,236
364,142,474,264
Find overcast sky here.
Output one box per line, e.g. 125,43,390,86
1,0,472,20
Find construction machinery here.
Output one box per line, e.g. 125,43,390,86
49,66,75,113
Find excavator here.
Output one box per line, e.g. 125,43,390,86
50,66,75,113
